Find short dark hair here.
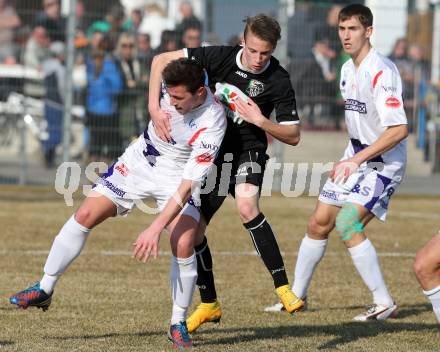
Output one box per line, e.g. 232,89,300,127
243,14,281,48
162,58,205,94
338,4,373,28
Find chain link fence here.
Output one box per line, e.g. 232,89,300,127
0,0,439,185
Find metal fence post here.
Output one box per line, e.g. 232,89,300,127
62,0,77,163
18,117,27,185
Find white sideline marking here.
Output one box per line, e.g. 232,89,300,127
101,250,415,258
0,249,415,258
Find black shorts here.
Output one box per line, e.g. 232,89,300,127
200,147,269,224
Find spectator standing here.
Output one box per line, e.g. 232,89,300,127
35,0,66,42
42,41,65,167
136,33,153,69
85,48,123,161
86,5,126,52
115,33,149,148
0,0,21,63
175,1,202,34
181,25,201,49
314,5,343,55
155,30,180,54
123,9,143,33
23,26,51,97
289,38,336,128
138,4,175,49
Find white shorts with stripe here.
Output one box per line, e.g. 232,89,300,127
318,168,400,221
92,136,200,221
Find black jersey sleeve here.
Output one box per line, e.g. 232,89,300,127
185,46,236,81
273,76,300,124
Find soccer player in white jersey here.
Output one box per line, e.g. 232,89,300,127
10,58,226,349
414,230,440,322
265,4,409,321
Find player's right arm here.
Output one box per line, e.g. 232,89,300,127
148,50,185,141
132,179,194,262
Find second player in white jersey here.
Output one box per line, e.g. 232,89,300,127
339,47,407,180
318,47,408,221
276,4,409,322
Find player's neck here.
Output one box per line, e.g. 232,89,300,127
352,42,372,68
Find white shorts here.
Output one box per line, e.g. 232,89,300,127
92,137,200,221
318,168,400,221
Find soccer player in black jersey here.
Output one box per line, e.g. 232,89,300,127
148,14,304,332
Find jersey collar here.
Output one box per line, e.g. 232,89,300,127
350,47,376,72
236,47,271,74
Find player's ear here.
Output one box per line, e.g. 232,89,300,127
365,26,373,39
196,86,204,97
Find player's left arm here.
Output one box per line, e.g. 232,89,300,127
350,124,408,165
234,97,300,146
132,117,226,262
132,179,195,263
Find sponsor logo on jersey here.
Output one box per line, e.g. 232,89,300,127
200,140,219,152
115,163,129,177
196,152,213,164
246,79,264,97
381,85,397,93
188,127,207,146
235,70,248,78
345,99,367,114
187,196,200,208
186,118,197,130
235,165,249,177
385,96,401,108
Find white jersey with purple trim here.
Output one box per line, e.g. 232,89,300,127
92,86,226,217
340,48,407,181
146,87,227,182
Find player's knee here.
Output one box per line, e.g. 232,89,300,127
413,250,434,284
307,215,332,239
237,202,259,223
74,207,94,228
170,234,194,258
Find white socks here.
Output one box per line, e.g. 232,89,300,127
348,238,394,307
40,215,91,294
292,234,328,299
423,285,440,322
170,253,197,325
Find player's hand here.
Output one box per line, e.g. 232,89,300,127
330,158,360,184
150,107,172,142
132,227,162,263
234,97,265,126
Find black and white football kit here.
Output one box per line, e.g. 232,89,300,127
182,45,301,305
185,45,300,223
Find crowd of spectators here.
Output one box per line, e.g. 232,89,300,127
0,1,435,166
0,0,203,165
